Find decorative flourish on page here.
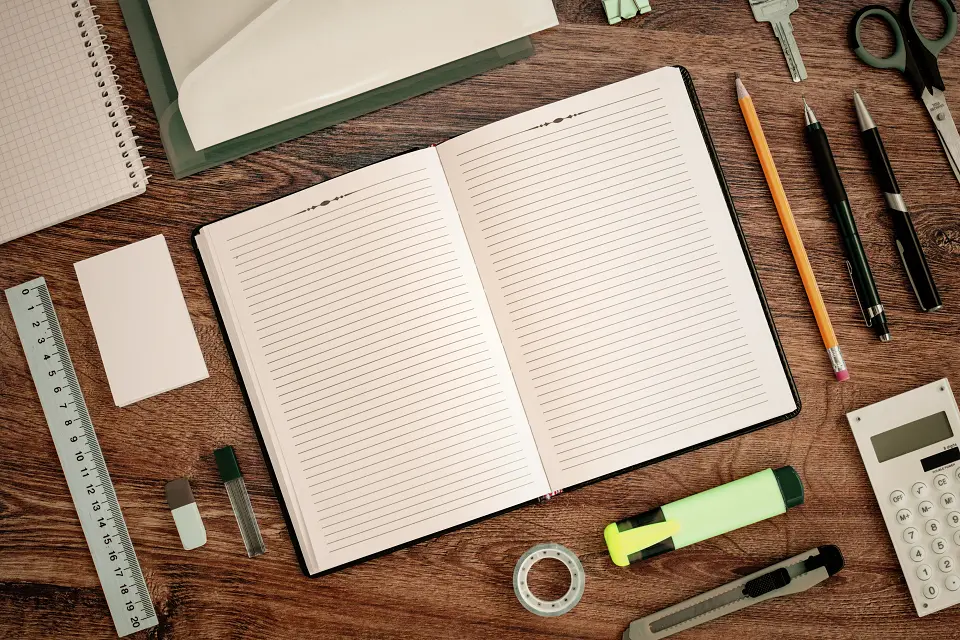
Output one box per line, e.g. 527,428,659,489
292,192,358,217
527,112,589,131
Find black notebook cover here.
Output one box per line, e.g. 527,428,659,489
192,66,801,578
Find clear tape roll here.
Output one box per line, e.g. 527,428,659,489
513,543,584,617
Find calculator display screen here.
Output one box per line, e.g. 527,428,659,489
871,411,954,463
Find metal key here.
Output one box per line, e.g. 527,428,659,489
749,0,808,82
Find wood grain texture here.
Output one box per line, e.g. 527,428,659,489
2,1,960,637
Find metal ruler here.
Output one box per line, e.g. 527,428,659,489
5,278,157,637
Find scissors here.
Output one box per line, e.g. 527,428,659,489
850,0,960,184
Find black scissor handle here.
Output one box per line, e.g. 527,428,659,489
904,0,958,56
850,5,909,71
899,0,958,92
850,0,956,96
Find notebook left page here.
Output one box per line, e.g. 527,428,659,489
196,148,548,575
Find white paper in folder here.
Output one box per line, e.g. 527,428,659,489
147,0,559,150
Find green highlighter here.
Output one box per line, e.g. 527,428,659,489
605,467,804,567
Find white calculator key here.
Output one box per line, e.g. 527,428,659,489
897,509,913,525
956,467,960,483
947,576,960,592
926,520,942,536
948,512,960,528
932,537,949,554
918,564,933,580
904,527,920,543
955,530,960,545
925,583,941,599
942,494,957,509
919,501,936,517
891,490,907,505
912,546,927,562
914,482,929,497
936,474,950,490
940,557,955,573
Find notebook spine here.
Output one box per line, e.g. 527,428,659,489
71,1,150,190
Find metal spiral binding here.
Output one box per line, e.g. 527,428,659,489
71,1,150,189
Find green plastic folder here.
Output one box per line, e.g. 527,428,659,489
117,0,536,179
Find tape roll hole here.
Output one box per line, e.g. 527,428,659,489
526,555,575,604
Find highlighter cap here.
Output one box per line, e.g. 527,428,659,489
774,466,804,509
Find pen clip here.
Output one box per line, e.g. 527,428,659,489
845,260,872,327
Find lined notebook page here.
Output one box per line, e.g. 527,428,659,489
437,67,797,490
0,0,146,245
196,148,548,574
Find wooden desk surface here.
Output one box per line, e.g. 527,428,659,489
3,1,960,638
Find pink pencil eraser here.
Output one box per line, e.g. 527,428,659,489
835,369,850,382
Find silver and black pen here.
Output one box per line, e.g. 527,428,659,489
854,91,943,312
803,98,892,342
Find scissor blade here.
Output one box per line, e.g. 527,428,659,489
922,89,960,186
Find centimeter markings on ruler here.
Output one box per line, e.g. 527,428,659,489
5,278,157,637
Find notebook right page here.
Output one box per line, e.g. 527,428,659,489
437,67,798,490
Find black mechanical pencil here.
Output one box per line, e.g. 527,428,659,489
803,98,891,341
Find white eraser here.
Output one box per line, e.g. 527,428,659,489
165,478,207,550
171,503,207,550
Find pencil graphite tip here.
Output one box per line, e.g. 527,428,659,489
735,74,749,100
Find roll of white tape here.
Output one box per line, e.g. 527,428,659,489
513,543,585,617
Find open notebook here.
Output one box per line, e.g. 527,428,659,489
194,67,800,576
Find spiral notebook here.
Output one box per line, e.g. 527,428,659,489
0,0,148,246
194,67,800,576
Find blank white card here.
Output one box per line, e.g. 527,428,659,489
75,235,209,406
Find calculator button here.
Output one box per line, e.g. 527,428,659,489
940,557,955,573
932,538,949,554
948,512,960,528
955,530,960,545
936,474,950,490
912,546,927,562
943,494,957,509
914,482,930,497
897,509,914,525
891,490,907,506
904,527,920,543
918,564,933,580
926,520,942,536
920,501,936,517
925,583,941,599
947,576,960,592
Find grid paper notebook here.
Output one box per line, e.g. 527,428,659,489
0,0,147,245
194,67,800,577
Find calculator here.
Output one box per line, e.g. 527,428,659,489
848,379,960,616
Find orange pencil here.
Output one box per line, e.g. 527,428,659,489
736,74,848,382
